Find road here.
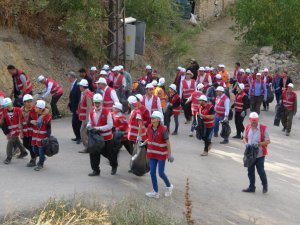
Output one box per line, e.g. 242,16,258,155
0,97,300,225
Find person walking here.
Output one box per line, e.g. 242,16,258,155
248,73,267,115
281,83,297,136
95,77,119,111
174,67,186,93
180,70,195,124
135,94,151,128
195,67,212,93
272,69,282,104
154,78,167,109
166,84,181,135
279,69,293,92
145,111,174,199
218,64,230,88
261,68,272,111
119,65,132,100
142,83,163,114
37,75,64,119
78,68,94,92
242,112,270,194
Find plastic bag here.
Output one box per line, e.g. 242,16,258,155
42,136,59,157
130,143,149,176
190,13,198,25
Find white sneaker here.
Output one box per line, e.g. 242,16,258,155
164,184,174,197
189,132,193,137
145,191,160,199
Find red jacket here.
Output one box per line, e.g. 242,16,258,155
128,108,147,141
112,111,128,140
146,124,168,160
182,79,195,99
113,74,124,90
245,124,268,156
282,90,297,111
215,94,228,117
90,108,113,141
21,106,38,137
234,91,246,112
191,91,203,115
142,95,159,114
103,87,114,111
169,93,181,116
2,107,22,137
78,90,94,121
15,70,32,96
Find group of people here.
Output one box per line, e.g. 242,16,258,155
0,61,298,198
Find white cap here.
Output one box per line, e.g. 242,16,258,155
151,80,158,86
216,74,222,79
100,70,108,75
151,111,164,121
146,83,154,89
93,93,103,103
113,102,123,110
158,77,165,86
95,77,107,85
2,98,12,107
288,83,294,88
118,65,124,70
146,65,152,70
37,75,45,82
197,83,204,90
135,94,143,102
180,68,186,73
177,66,182,71
197,95,207,101
249,112,259,119
111,66,119,72
102,65,110,70
140,80,146,85
169,84,177,91
219,64,225,68
238,83,245,90
256,73,262,76
23,94,33,102
198,67,205,71
263,68,269,72
205,66,210,71
245,68,251,73
36,100,46,109
216,86,225,92
128,96,139,106
79,79,89,87
239,69,245,73
90,66,97,71
210,67,214,71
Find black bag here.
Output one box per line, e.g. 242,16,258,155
42,136,59,157
267,87,274,103
243,144,259,167
87,129,105,154
116,86,129,112
130,143,149,176
244,96,251,110
195,115,206,140
274,103,285,126
228,109,233,121
220,120,231,139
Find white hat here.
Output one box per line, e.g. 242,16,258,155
245,68,251,73
100,70,108,75
79,79,89,87
197,95,207,101
288,83,294,88
249,112,259,119
118,65,124,70
169,84,177,91
37,75,45,82
239,69,245,73
145,65,152,70
256,73,262,76
238,83,245,90
93,93,103,103
158,77,165,86
36,100,46,109
180,68,186,73
216,74,222,79
111,66,119,72
90,66,97,71
210,67,214,71
198,67,205,71
177,66,182,71
151,80,158,86
23,94,33,102
216,86,225,92
197,83,204,90
140,80,146,85
102,65,110,70
263,68,269,72
146,83,154,89
205,66,210,71
219,64,225,68
2,98,12,107
135,94,143,102
128,96,139,106
151,111,164,121
113,102,123,110
186,70,193,76
95,77,107,85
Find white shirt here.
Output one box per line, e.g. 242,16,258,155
102,86,120,103
114,75,126,88
180,79,195,99
144,95,163,114
196,74,212,86
87,108,113,131
42,81,53,98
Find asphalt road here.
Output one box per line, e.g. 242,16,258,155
0,97,299,225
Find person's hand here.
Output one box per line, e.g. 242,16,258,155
30,120,37,125
168,155,174,163
136,136,142,143
139,141,147,147
87,124,92,130
240,111,246,118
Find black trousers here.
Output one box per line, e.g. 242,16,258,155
22,136,35,159
72,113,82,140
203,128,213,152
181,99,192,121
121,140,133,155
234,112,245,137
51,94,62,117
248,156,268,189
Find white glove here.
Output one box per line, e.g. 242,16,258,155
223,117,229,122
139,141,147,147
168,155,174,163
136,136,142,142
240,111,246,118
87,124,92,130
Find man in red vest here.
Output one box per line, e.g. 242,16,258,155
248,73,267,115
196,67,212,93
95,77,119,111
180,70,195,124
143,83,162,115
7,65,33,107
37,75,64,119
281,83,297,136
78,79,94,153
113,67,126,90
87,93,118,176
242,112,270,193
135,94,151,128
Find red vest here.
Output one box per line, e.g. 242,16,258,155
251,80,265,96
31,113,51,147
191,91,203,115
234,91,246,112
15,70,32,95
112,111,128,140
113,74,124,90
2,107,22,137
21,106,38,137
45,78,63,96
103,87,114,110
196,74,210,92
146,124,168,160
282,90,297,111
242,75,250,93
182,79,195,99
198,103,214,128
169,93,181,115
245,124,268,156
215,94,228,117
216,80,225,87
90,108,113,141
78,90,94,121
142,95,159,114
139,105,151,128
128,108,147,141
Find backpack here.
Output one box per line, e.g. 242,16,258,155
243,144,259,167
42,136,59,157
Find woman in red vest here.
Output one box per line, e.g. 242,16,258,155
145,111,173,199
242,112,270,193
167,84,181,135
180,70,195,124
30,100,52,171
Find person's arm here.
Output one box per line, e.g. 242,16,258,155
208,75,212,86
87,113,92,128
85,98,92,123
179,81,183,99
42,82,53,98
186,95,192,103
259,128,270,147
122,77,126,88
263,83,268,101
248,83,252,96
19,75,27,97
166,139,172,157
201,106,214,120
111,89,120,103
242,95,248,111
224,98,230,117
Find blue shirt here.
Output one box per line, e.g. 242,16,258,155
249,80,267,100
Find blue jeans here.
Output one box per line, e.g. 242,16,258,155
149,158,171,192
33,145,45,166
173,115,179,132
190,115,197,132
214,116,224,135
247,156,268,190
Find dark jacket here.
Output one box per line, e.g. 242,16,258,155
68,80,81,113
279,76,293,90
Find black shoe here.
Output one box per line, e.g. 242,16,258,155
232,135,241,139
282,127,286,132
171,131,177,135
4,158,11,164
17,151,28,159
111,167,117,175
88,171,100,176
76,139,81,144
242,188,255,193
263,185,268,194
220,140,229,144
71,138,78,141
78,149,88,153
214,133,218,137
128,169,133,173
27,158,36,167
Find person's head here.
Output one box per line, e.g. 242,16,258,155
95,77,107,90
287,83,294,92
169,84,177,94
127,96,139,109
263,68,269,75
150,111,163,127
2,97,13,110
93,93,103,111
152,70,158,78
215,74,222,80
234,62,241,70
190,59,197,67
197,95,208,107
282,69,288,77
78,79,89,92
210,67,215,74
197,83,204,92
102,64,110,71
112,66,119,75
249,112,259,128
158,77,165,87
67,71,77,82
112,102,123,113
78,68,87,78
253,68,259,74
237,83,244,93
7,65,17,76
37,75,46,85
239,69,245,75
35,100,46,114
256,73,262,81
118,65,124,72
216,86,225,96
23,94,34,109
151,80,158,87
176,66,182,75
245,68,251,75
180,68,186,76
218,64,225,72
99,70,108,78
145,65,152,74
198,67,205,76
135,94,143,106
146,84,154,96
185,70,193,80
89,66,97,76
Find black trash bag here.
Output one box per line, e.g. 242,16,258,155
228,109,233,121
267,87,274,103
164,103,172,129
42,136,59,157
116,86,129,112
130,143,149,176
87,129,105,154
113,130,123,151
220,120,231,139
195,115,206,140
243,144,259,167
274,103,285,126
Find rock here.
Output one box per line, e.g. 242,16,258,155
269,57,275,63
260,46,273,55
275,60,283,65
280,54,287,60
282,59,290,64
291,56,298,62
284,51,293,58
258,55,265,61
273,53,280,59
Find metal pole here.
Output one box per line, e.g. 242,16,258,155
116,0,119,65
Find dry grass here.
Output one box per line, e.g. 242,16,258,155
184,178,195,225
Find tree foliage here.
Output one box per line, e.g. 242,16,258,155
231,0,300,53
